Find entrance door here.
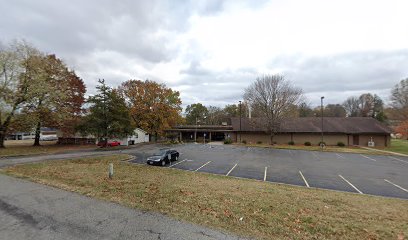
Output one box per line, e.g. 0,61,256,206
353,135,359,145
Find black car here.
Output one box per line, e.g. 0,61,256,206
146,148,180,166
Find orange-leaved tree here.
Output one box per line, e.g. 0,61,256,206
395,120,408,139
119,80,183,141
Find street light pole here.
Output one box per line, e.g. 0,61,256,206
321,96,324,147
195,116,198,143
239,100,242,143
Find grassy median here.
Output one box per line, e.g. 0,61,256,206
2,154,407,240
386,139,408,155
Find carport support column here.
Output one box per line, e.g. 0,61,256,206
194,131,197,142
179,132,182,142
209,132,212,142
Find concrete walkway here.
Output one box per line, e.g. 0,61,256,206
0,174,244,240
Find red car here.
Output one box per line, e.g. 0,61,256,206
97,140,121,147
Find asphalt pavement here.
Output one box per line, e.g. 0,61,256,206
129,143,408,199
0,174,244,240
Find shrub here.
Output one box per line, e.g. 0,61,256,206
337,141,345,147
304,141,311,146
242,140,247,144
257,141,262,144
288,141,295,145
319,141,326,147
224,138,232,144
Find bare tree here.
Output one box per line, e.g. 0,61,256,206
390,78,408,120
343,96,360,117
244,74,303,144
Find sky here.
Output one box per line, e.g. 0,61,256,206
1,0,408,109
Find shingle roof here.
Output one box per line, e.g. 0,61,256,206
231,117,392,134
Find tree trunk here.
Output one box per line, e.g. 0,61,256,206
0,101,22,148
270,133,275,145
155,131,158,142
33,121,41,146
0,130,6,148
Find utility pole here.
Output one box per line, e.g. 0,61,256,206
321,96,324,148
239,100,242,143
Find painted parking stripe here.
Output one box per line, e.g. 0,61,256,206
168,159,187,168
264,167,268,181
195,161,212,172
336,153,344,159
361,155,376,162
338,175,363,194
388,156,408,165
226,164,237,176
384,179,408,193
299,171,310,188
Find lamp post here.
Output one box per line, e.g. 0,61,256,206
239,100,242,143
321,96,324,148
195,116,198,142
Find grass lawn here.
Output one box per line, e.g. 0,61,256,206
233,143,390,155
386,139,408,155
2,155,407,240
0,140,96,157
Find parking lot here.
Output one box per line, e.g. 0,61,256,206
129,143,408,199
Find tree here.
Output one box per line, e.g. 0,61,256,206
185,103,208,125
0,40,41,148
390,78,408,120
244,74,303,144
207,106,224,125
314,104,346,117
119,79,182,141
22,54,74,146
343,96,360,117
395,120,408,139
342,93,386,121
57,70,86,137
78,79,133,142
297,101,314,117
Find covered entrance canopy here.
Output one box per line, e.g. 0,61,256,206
166,125,234,142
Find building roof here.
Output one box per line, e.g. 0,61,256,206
231,117,392,134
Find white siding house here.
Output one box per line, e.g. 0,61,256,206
111,128,149,146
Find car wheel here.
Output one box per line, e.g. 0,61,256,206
161,160,166,166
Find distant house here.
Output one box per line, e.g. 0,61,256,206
166,117,392,147
6,127,57,141
110,128,150,146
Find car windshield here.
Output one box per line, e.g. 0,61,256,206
155,149,169,156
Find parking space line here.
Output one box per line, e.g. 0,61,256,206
195,161,212,172
226,164,237,176
338,175,363,194
299,171,310,188
361,155,376,162
264,167,267,181
336,153,344,159
168,159,187,168
384,179,408,193
388,156,408,165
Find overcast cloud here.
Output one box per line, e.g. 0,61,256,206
1,0,408,109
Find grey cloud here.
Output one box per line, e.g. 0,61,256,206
269,50,408,106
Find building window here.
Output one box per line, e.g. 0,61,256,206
135,133,139,139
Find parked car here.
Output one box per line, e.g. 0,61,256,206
147,148,179,166
97,140,121,147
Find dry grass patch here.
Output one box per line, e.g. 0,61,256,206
1,140,96,157
2,155,407,240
